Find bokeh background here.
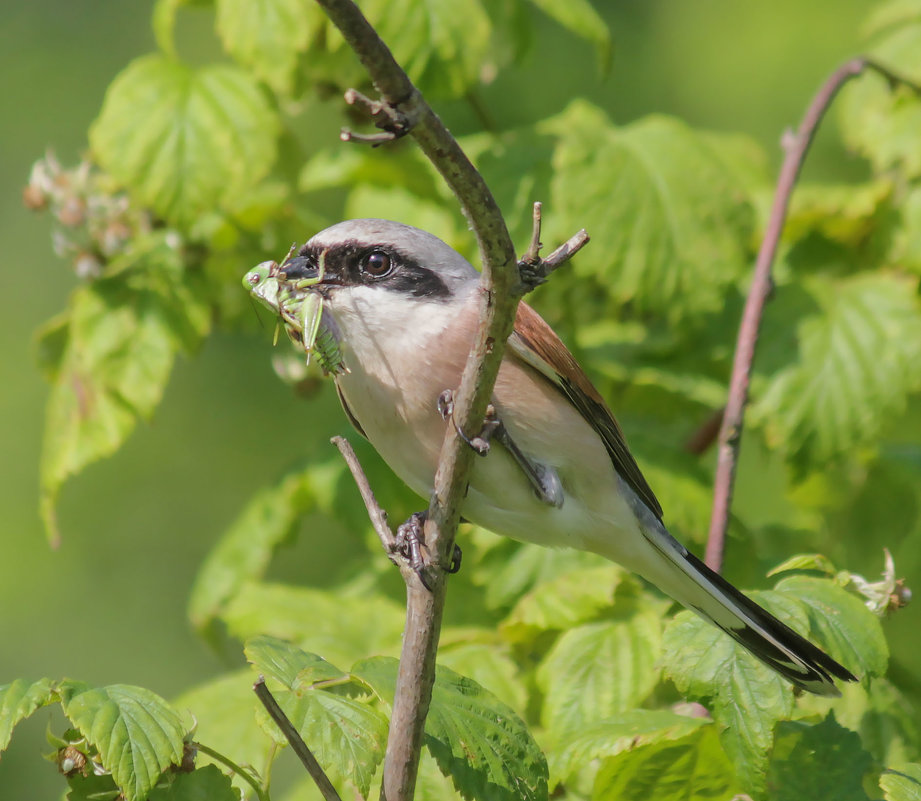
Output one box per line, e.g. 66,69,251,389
0,0,880,796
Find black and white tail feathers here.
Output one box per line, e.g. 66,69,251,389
636,516,857,696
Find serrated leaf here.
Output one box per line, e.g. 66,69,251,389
172,669,274,789
663,591,802,796
66,773,121,801
756,273,921,470
592,724,741,801
438,639,527,715
500,565,626,644
768,715,873,801
244,635,347,687
548,709,709,787
784,181,893,248
767,553,838,577
148,765,239,801
839,18,921,179
270,688,387,797
545,102,754,321
221,582,405,667
187,466,326,636
882,763,921,801
536,614,662,735
91,55,278,227
59,682,186,801
353,657,549,801
774,575,888,679
526,0,611,70
39,238,209,544
216,0,322,95
0,678,56,752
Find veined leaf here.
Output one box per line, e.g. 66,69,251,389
839,14,921,179
91,55,278,226
244,635,348,688
662,591,803,796
0,678,56,752
756,273,921,470
545,101,755,321
881,762,921,801
59,682,187,801
536,613,663,735
592,724,741,801
768,715,874,801
216,0,322,95
353,657,549,801
547,709,709,788
39,237,209,544
500,565,626,644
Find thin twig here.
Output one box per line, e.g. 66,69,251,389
330,436,399,561
518,201,590,289
705,57,921,573
253,677,343,801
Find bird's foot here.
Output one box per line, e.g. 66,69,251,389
395,511,462,591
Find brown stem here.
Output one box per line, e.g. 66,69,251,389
253,677,342,801
704,57,921,573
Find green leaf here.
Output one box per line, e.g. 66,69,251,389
756,273,921,470
244,635,347,687
882,763,921,801
172,670,274,789
0,678,56,752
66,773,122,801
187,466,327,636
216,0,322,95
545,102,754,321
767,715,873,801
353,657,549,801
500,565,626,644
221,582,405,667
774,575,889,679
592,725,741,801
662,592,801,796
59,682,187,801
148,765,239,801
39,238,209,544
536,613,663,735
526,0,611,70
548,709,709,788
767,553,838,577
246,639,385,796
90,55,278,227
839,17,921,179
437,637,527,715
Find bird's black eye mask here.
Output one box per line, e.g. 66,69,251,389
296,240,450,299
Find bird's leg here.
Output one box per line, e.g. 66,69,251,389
437,389,500,455
436,389,564,508
395,511,462,591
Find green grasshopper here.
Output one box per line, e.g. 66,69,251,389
243,248,346,375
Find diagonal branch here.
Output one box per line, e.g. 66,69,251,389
312,3,524,800
704,57,921,573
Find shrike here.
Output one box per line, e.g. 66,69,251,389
253,218,856,697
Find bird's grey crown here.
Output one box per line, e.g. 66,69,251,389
301,219,479,300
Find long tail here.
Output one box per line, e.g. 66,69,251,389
634,515,857,696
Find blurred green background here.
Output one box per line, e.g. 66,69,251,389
0,0,877,796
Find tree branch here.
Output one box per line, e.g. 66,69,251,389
704,57,921,573
312,3,524,800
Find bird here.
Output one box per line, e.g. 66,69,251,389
260,217,857,697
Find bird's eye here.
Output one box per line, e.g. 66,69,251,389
361,250,393,278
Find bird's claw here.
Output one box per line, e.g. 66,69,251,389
437,390,500,456
394,511,463,591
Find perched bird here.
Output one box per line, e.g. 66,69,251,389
260,218,857,696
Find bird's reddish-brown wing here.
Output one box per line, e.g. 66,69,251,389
508,302,664,521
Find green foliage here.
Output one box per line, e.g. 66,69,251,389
17,0,921,799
